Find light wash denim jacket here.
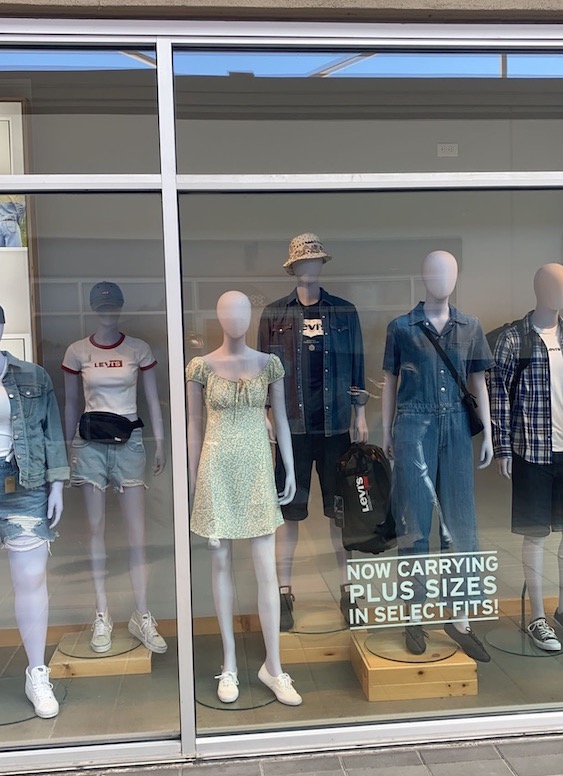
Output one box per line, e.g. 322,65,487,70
2,352,69,488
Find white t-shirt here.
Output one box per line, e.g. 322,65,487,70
0,361,12,459
534,323,563,452
62,333,157,416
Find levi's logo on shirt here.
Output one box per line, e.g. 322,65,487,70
303,319,323,338
93,359,123,368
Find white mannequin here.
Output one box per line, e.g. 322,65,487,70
187,291,299,700
382,250,493,641
497,263,563,625
276,258,368,589
64,305,165,621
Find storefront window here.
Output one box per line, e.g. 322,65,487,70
0,192,179,749
174,48,563,174
0,48,159,174
181,188,563,736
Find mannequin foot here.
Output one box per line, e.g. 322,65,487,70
279,586,294,631
128,610,168,653
258,663,302,706
404,625,428,655
443,622,490,662
90,609,113,653
25,666,59,718
214,670,239,703
553,609,563,631
527,617,561,651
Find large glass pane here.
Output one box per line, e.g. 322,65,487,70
174,48,563,173
0,193,178,748
0,48,159,174
182,189,563,736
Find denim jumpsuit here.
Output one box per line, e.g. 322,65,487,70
383,303,493,560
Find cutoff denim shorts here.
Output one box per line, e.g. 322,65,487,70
0,459,55,551
70,428,147,492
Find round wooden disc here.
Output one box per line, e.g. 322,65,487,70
364,628,458,663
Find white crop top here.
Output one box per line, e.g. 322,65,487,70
62,333,157,416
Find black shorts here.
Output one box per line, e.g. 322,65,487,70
511,452,563,537
275,432,350,521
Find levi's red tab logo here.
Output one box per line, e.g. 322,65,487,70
93,360,123,368
355,475,373,513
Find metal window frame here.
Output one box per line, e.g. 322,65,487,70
0,17,563,771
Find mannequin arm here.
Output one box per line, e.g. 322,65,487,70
186,380,204,505
467,370,493,469
269,378,296,505
381,371,398,460
47,481,64,527
352,404,368,444
142,367,166,475
63,371,83,444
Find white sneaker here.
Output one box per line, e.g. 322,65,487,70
25,666,59,719
90,610,113,653
214,670,239,703
527,617,562,651
128,610,168,654
258,663,302,706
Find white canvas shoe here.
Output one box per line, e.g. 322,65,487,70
25,665,59,719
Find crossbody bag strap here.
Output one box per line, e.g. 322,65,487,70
416,321,473,402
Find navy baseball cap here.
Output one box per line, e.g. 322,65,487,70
90,281,124,311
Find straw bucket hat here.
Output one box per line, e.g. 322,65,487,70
283,233,332,276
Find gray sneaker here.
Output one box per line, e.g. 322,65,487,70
527,617,561,651
128,610,167,654
90,610,113,653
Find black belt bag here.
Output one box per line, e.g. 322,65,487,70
78,412,144,444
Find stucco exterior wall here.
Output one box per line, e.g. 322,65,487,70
2,0,563,20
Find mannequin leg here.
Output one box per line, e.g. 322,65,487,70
522,535,546,621
117,485,148,614
82,484,108,613
251,533,282,676
8,543,49,668
276,520,299,586
211,539,236,673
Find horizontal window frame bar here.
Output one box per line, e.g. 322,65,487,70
0,175,161,192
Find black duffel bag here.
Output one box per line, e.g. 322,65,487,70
334,442,396,555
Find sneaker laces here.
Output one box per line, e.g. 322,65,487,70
30,669,54,702
214,671,239,687
531,618,555,639
273,672,294,691
140,612,159,638
92,615,110,637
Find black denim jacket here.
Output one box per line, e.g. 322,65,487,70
257,287,365,436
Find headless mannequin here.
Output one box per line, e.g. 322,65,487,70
275,258,368,590
0,331,64,694
64,307,165,620
497,263,563,625
382,250,493,638
187,291,296,683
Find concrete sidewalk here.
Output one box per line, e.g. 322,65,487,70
58,737,563,776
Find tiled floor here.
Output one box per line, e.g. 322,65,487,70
39,737,563,776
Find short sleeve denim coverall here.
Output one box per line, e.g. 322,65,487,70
383,302,493,556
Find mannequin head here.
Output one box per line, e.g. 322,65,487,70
421,250,458,301
90,281,124,315
283,233,331,276
216,291,251,339
533,263,563,312
292,258,325,285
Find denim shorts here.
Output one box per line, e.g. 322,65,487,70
70,428,147,492
0,459,55,551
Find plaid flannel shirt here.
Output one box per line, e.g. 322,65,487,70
490,310,563,465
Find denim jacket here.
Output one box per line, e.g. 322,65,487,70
258,287,365,436
2,352,69,488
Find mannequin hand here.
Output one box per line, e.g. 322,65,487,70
47,481,64,528
497,457,512,479
264,410,275,444
153,440,166,476
477,438,493,469
353,416,369,444
278,470,296,506
382,431,394,461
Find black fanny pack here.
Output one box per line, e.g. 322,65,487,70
78,412,144,444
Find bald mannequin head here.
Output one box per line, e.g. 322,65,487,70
533,263,563,312
216,290,251,339
421,250,458,301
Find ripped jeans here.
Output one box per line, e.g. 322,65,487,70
0,459,55,551
70,428,147,492
391,408,479,604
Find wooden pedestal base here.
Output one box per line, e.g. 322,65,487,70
49,630,152,678
351,630,478,701
280,629,351,664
